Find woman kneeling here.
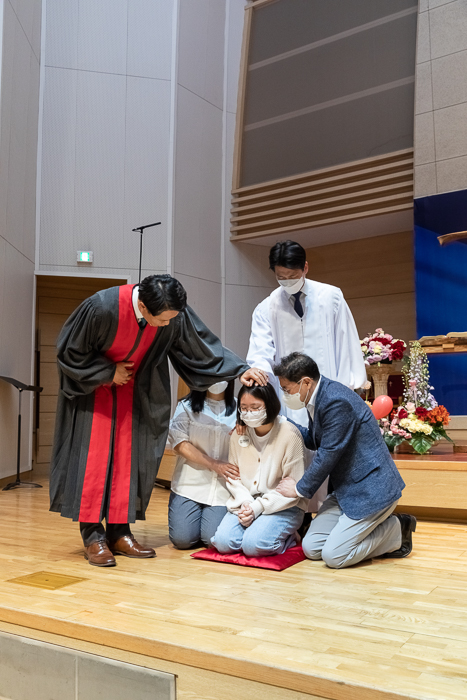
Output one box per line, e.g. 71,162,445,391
168,380,239,549
212,384,307,557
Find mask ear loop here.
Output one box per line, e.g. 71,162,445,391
301,378,312,405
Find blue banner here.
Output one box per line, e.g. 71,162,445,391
414,191,467,415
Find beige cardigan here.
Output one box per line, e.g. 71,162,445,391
227,417,308,518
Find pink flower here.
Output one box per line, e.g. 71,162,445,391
375,328,383,333
406,402,415,413
384,334,393,341
409,379,417,387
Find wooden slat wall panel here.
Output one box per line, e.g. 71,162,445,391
40,363,59,396
349,293,416,346
305,231,416,343
39,314,69,346
231,150,413,242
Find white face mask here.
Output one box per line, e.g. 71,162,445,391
281,379,310,410
277,276,304,295
240,408,267,428
208,380,228,394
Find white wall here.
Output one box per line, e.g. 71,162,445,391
0,0,42,478
222,0,276,359
38,0,273,361
415,0,467,196
39,0,173,281
172,0,226,337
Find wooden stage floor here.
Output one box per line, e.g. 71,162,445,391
0,472,467,700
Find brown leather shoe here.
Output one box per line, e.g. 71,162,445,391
84,540,116,567
108,535,156,558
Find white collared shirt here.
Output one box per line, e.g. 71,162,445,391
286,282,307,312
132,285,143,321
306,376,321,421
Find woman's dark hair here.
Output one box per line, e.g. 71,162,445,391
237,383,281,426
183,379,236,416
138,274,187,316
273,352,320,383
269,240,306,271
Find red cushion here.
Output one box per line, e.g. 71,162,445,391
190,545,306,571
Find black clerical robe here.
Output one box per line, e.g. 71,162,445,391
49,284,249,523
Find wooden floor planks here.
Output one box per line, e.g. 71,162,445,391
0,473,467,700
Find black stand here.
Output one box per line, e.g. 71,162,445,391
131,222,161,283
0,376,43,490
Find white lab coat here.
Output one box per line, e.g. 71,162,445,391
247,279,366,511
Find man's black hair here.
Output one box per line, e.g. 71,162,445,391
237,383,281,426
273,352,320,383
269,240,306,271
183,379,236,417
138,274,187,316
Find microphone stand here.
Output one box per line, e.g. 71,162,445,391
132,222,161,283
130,222,167,492
0,376,43,490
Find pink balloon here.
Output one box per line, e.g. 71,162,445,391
371,395,393,420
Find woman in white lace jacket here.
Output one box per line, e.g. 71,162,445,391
167,380,239,549
211,383,307,557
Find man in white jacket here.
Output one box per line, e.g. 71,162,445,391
246,240,367,510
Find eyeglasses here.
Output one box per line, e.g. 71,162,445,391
281,378,306,396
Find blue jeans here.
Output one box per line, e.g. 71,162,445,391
168,491,227,549
211,506,304,557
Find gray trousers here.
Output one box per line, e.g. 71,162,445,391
302,493,402,569
168,491,227,549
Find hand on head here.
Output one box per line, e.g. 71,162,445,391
240,368,269,387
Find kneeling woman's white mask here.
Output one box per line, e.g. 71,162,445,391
240,409,267,428
208,380,228,394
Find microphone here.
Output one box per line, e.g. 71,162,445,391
132,222,161,232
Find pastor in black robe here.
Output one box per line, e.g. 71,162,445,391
49,283,249,524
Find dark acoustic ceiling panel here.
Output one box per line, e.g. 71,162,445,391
240,0,418,187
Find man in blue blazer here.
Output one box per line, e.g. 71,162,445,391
275,352,416,569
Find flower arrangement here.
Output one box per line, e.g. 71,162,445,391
360,328,406,365
380,341,452,454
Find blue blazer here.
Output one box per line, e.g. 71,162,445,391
293,377,405,520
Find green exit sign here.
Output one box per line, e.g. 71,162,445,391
77,251,93,263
